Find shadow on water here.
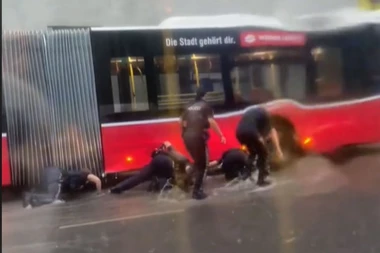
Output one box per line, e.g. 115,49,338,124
324,145,380,165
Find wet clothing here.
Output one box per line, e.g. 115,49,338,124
61,170,90,192
181,99,213,194
181,99,213,132
236,107,271,182
23,167,89,208
110,147,190,193
111,154,174,193
217,149,249,181
236,107,271,138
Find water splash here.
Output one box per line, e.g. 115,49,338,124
212,179,256,195
157,183,189,203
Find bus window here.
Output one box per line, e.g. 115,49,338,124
154,54,225,110
109,57,149,114
231,49,307,105
371,47,380,93
312,47,344,100
2,91,6,133
370,27,380,93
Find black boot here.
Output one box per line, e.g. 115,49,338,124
192,189,208,200
257,172,271,187
109,187,122,194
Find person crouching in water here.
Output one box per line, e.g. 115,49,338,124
109,141,192,194
235,106,284,186
208,148,250,182
22,168,102,209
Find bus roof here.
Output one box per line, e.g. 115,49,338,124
91,14,284,31
295,9,380,31
158,14,284,29
90,10,380,32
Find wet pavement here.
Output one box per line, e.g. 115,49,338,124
2,148,380,253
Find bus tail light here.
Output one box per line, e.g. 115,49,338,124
125,156,134,163
302,137,312,146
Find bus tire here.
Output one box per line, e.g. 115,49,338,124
270,116,305,171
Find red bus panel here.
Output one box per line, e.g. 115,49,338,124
101,96,380,174
2,135,11,186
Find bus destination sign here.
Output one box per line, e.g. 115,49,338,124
165,35,236,48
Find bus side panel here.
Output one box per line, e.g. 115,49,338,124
267,97,380,153
101,97,380,174
2,135,11,186
101,117,243,174
354,97,380,144
304,98,380,152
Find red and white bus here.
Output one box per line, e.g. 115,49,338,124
2,12,380,186
93,13,380,175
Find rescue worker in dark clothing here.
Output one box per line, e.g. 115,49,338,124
22,168,102,208
235,106,284,186
208,148,250,181
109,141,192,194
180,88,226,200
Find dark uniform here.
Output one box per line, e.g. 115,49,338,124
217,148,249,181
22,167,90,208
62,170,91,192
235,107,271,185
110,144,191,194
181,89,213,199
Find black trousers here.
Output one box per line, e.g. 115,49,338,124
182,131,208,192
114,165,155,192
236,131,269,180
113,155,174,192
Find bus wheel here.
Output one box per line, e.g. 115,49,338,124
270,117,304,171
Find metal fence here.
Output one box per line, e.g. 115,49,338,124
2,29,103,186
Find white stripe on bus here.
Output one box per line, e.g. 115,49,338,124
2,133,7,138
101,95,380,128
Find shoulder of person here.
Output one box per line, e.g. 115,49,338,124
185,101,195,108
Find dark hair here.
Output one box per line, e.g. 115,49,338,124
151,143,167,158
195,87,206,101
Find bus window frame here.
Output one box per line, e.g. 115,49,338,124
228,48,310,107
92,29,310,124
93,26,380,124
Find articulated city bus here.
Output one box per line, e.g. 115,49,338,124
2,12,380,186
94,14,380,174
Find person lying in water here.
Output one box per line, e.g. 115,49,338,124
22,167,102,208
109,141,192,194
208,147,251,182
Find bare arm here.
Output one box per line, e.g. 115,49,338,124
180,109,187,127
180,118,187,128
87,174,102,193
208,160,219,167
209,118,225,140
269,128,284,158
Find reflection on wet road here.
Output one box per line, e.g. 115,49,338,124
2,149,380,253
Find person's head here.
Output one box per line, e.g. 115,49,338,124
151,143,168,158
195,87,206,101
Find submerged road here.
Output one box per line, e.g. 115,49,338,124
2,147,380,253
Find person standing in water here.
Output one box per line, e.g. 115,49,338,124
180,87,226,200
